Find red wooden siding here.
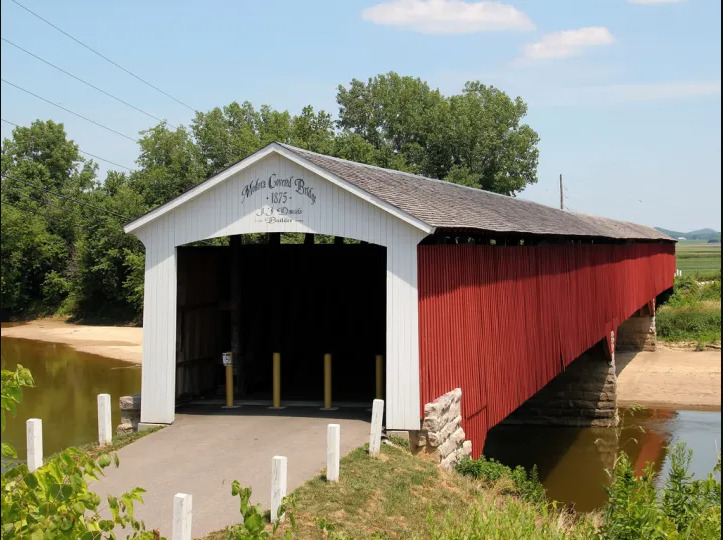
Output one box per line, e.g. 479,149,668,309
418,242,675,457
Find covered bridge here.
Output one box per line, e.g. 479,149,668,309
124,142,675,456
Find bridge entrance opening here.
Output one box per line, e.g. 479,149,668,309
175,235,386,407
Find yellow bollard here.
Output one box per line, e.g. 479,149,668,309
225,365,234,407
323,353,332,409
375,355,384,400
222,351,239,409
272,352,281,408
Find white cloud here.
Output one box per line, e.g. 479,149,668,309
519,27,615,62
361,0,535,34
628,0,687,4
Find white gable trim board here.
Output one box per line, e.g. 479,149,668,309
130,149,430,430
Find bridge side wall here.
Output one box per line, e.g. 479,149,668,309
418,242,675,457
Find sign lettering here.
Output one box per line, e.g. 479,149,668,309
239,173,317,224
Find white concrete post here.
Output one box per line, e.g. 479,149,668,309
172,493,192,540
369,399,384,455
326,424,340,482
97,393,112,446
26,418,42,472
271,456,287,523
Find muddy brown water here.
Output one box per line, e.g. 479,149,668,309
1,334,141,458
484,408,722,511
1,332,720,511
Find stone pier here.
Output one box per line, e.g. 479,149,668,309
117,393,141,434
396,388,473,469
503,337,618,428
616,301,656,352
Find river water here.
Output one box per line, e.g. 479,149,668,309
1,335,141,458
484,407,721,511
1,334,719,511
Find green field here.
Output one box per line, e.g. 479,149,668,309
675,242,721,278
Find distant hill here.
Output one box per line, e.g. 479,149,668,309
655,227,721,242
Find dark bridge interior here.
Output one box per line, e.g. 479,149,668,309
175,240,386,405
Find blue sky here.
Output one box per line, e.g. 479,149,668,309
1,0,720,231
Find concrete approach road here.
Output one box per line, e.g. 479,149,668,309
91,406,371,538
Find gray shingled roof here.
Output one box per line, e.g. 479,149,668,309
280,143,672,241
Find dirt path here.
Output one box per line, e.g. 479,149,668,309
616,345,721,409
1,319,142,364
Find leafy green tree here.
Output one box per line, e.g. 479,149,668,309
445,82,539,195
70,171,147,321
337,73,539,195
131,123,205,208
192,103,261,177
289,105,335,154
1,120,95,314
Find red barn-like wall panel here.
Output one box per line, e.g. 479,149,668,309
418,243,675,456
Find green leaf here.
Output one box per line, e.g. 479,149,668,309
98,454,111,468
24,472,39,489
2,441,18,458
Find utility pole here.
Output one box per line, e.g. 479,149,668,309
559,174,564,210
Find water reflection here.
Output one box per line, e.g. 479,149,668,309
0,336,141,458
484,408,721,511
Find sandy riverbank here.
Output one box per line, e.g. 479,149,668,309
1,319,142,364
616,345,721,410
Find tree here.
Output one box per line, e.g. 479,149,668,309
0,120,96,314
70,171,147,321
445,82,539,195
337,73,539,195
131,123,205,208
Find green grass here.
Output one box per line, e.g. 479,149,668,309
202,444,597,540
200,440,720,539
657,302,721,344
657,276,721,345
675,243,721,279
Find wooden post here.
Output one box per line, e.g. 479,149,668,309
375,355,384,400
26,418,42,472
321,353,336,410
326,424,340,482
97,393,112,446
271,352,282,408
172,493,193,540
369,399,384,455
271,456,287,523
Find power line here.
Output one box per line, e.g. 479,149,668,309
1,78,139,143
1,173,129,219
10,0,197,114
1,37,177,129
3,183,103,223
1,118,135,171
